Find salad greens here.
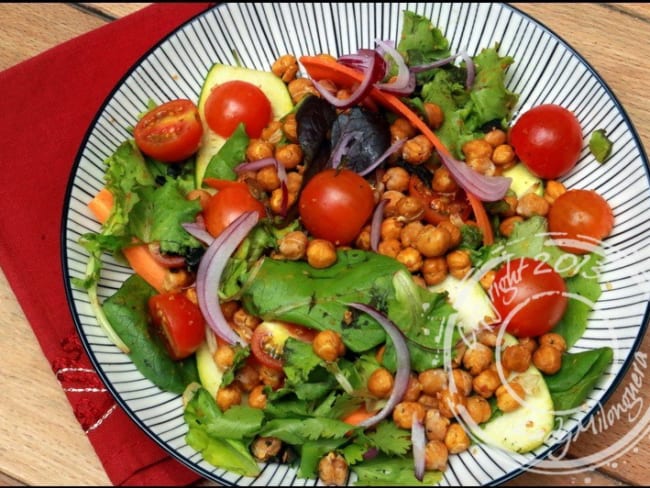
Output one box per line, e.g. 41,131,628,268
75,8,615,486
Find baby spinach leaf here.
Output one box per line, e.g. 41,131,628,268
545,347,613,413
203,123,249,181
351,454,443,486
102,274,198,393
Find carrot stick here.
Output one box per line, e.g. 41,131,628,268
299,55,496,245
88,188,169,293
467,192,494,245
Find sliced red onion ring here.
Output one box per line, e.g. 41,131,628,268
375,39,415,95
411,414,426,481
182,222,214,246
235,157,289,216
358,139,405,177
338,48,381,72
346,302,410,429
311,50,384,109
438,150,511,202
370,198,388,252
330,131,363,169
196,211,259,346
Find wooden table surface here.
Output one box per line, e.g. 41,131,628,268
1,3,650,486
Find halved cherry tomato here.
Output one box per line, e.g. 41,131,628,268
489,257,568,338
509,104,583,179
202,180,266,237
148,291,206,360
250,321,317,371
134,99,203,163
548,189,614,254
408,174,471,224
204,80,272,139
299,168,375,246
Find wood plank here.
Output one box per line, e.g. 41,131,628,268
80,3,152,19
0,4,106,71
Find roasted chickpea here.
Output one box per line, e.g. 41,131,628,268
499,215,523,237
476,328,500,348
403,374,424,402
306,239,337,269
491,144,516,166
419,368,448,396
516,192,550,217
312,329,345,362
501,344,532,373
472,369,501,399
444,423,471,454
479,270,496,291
390,117,417,142
287,77,319,104
462,139,493,161
381,190,405,217
235,363,260,392
251,436,282,461
269,187,297,215
214,343,235,371
380,217,404,240
418,394,439,409
233,307,261,332
256,165,281,191
539,333,567,353
432,166,459,193
396,195,425,222
403,135,434,165
318,452,348,486
355,225,372,251
424,102,444,130
248,384,268,409
496,381,526,413
377,238,402,258
466,395,492,424
467,156,496,176
260,120,284,144
500,195,519,217
544,180,567,205
437,219,462,249
278,230,308,261
216,384,242,411
425,440,449,472
259,365,284,390
422,257,448,286
396,246,424,273
518,336,538,355
382,166,411,192
186,188,211,211
438,389,467,419
282,113,298,142
462,342,493,376
285,171,303,193
246,139,274,161
425,408,450,442
400,221,424,247
484,128,507,147
450,369,474,397
393,401,426,429
446,249,472,279
275,143,303,170
368,367,394,398
415,225,451,258
271,54,298,82
533,344,563,375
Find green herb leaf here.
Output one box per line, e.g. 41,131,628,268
589,129,613,164
203,123,249,181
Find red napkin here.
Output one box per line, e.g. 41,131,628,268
0,3,218,486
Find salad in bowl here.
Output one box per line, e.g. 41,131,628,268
70,7,626,486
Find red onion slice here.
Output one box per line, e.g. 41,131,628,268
358,139,405,177
311,50,384,109
370,199,388,252
330,131,363,169
346,302,411,429
437,150,511,202
196,211,259,346
411,414,426,481
375,39,415,95
182,222,214,246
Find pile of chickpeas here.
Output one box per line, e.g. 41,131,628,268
192,53,572,485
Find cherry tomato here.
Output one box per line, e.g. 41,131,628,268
548,189,614,254
148,291,206,360
408,174,471,224
489,257,568,338
299,168,375,246
134,99,203,163
509,104,583,179
204,80,272,138
203,181,266,237
250,321,317,371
